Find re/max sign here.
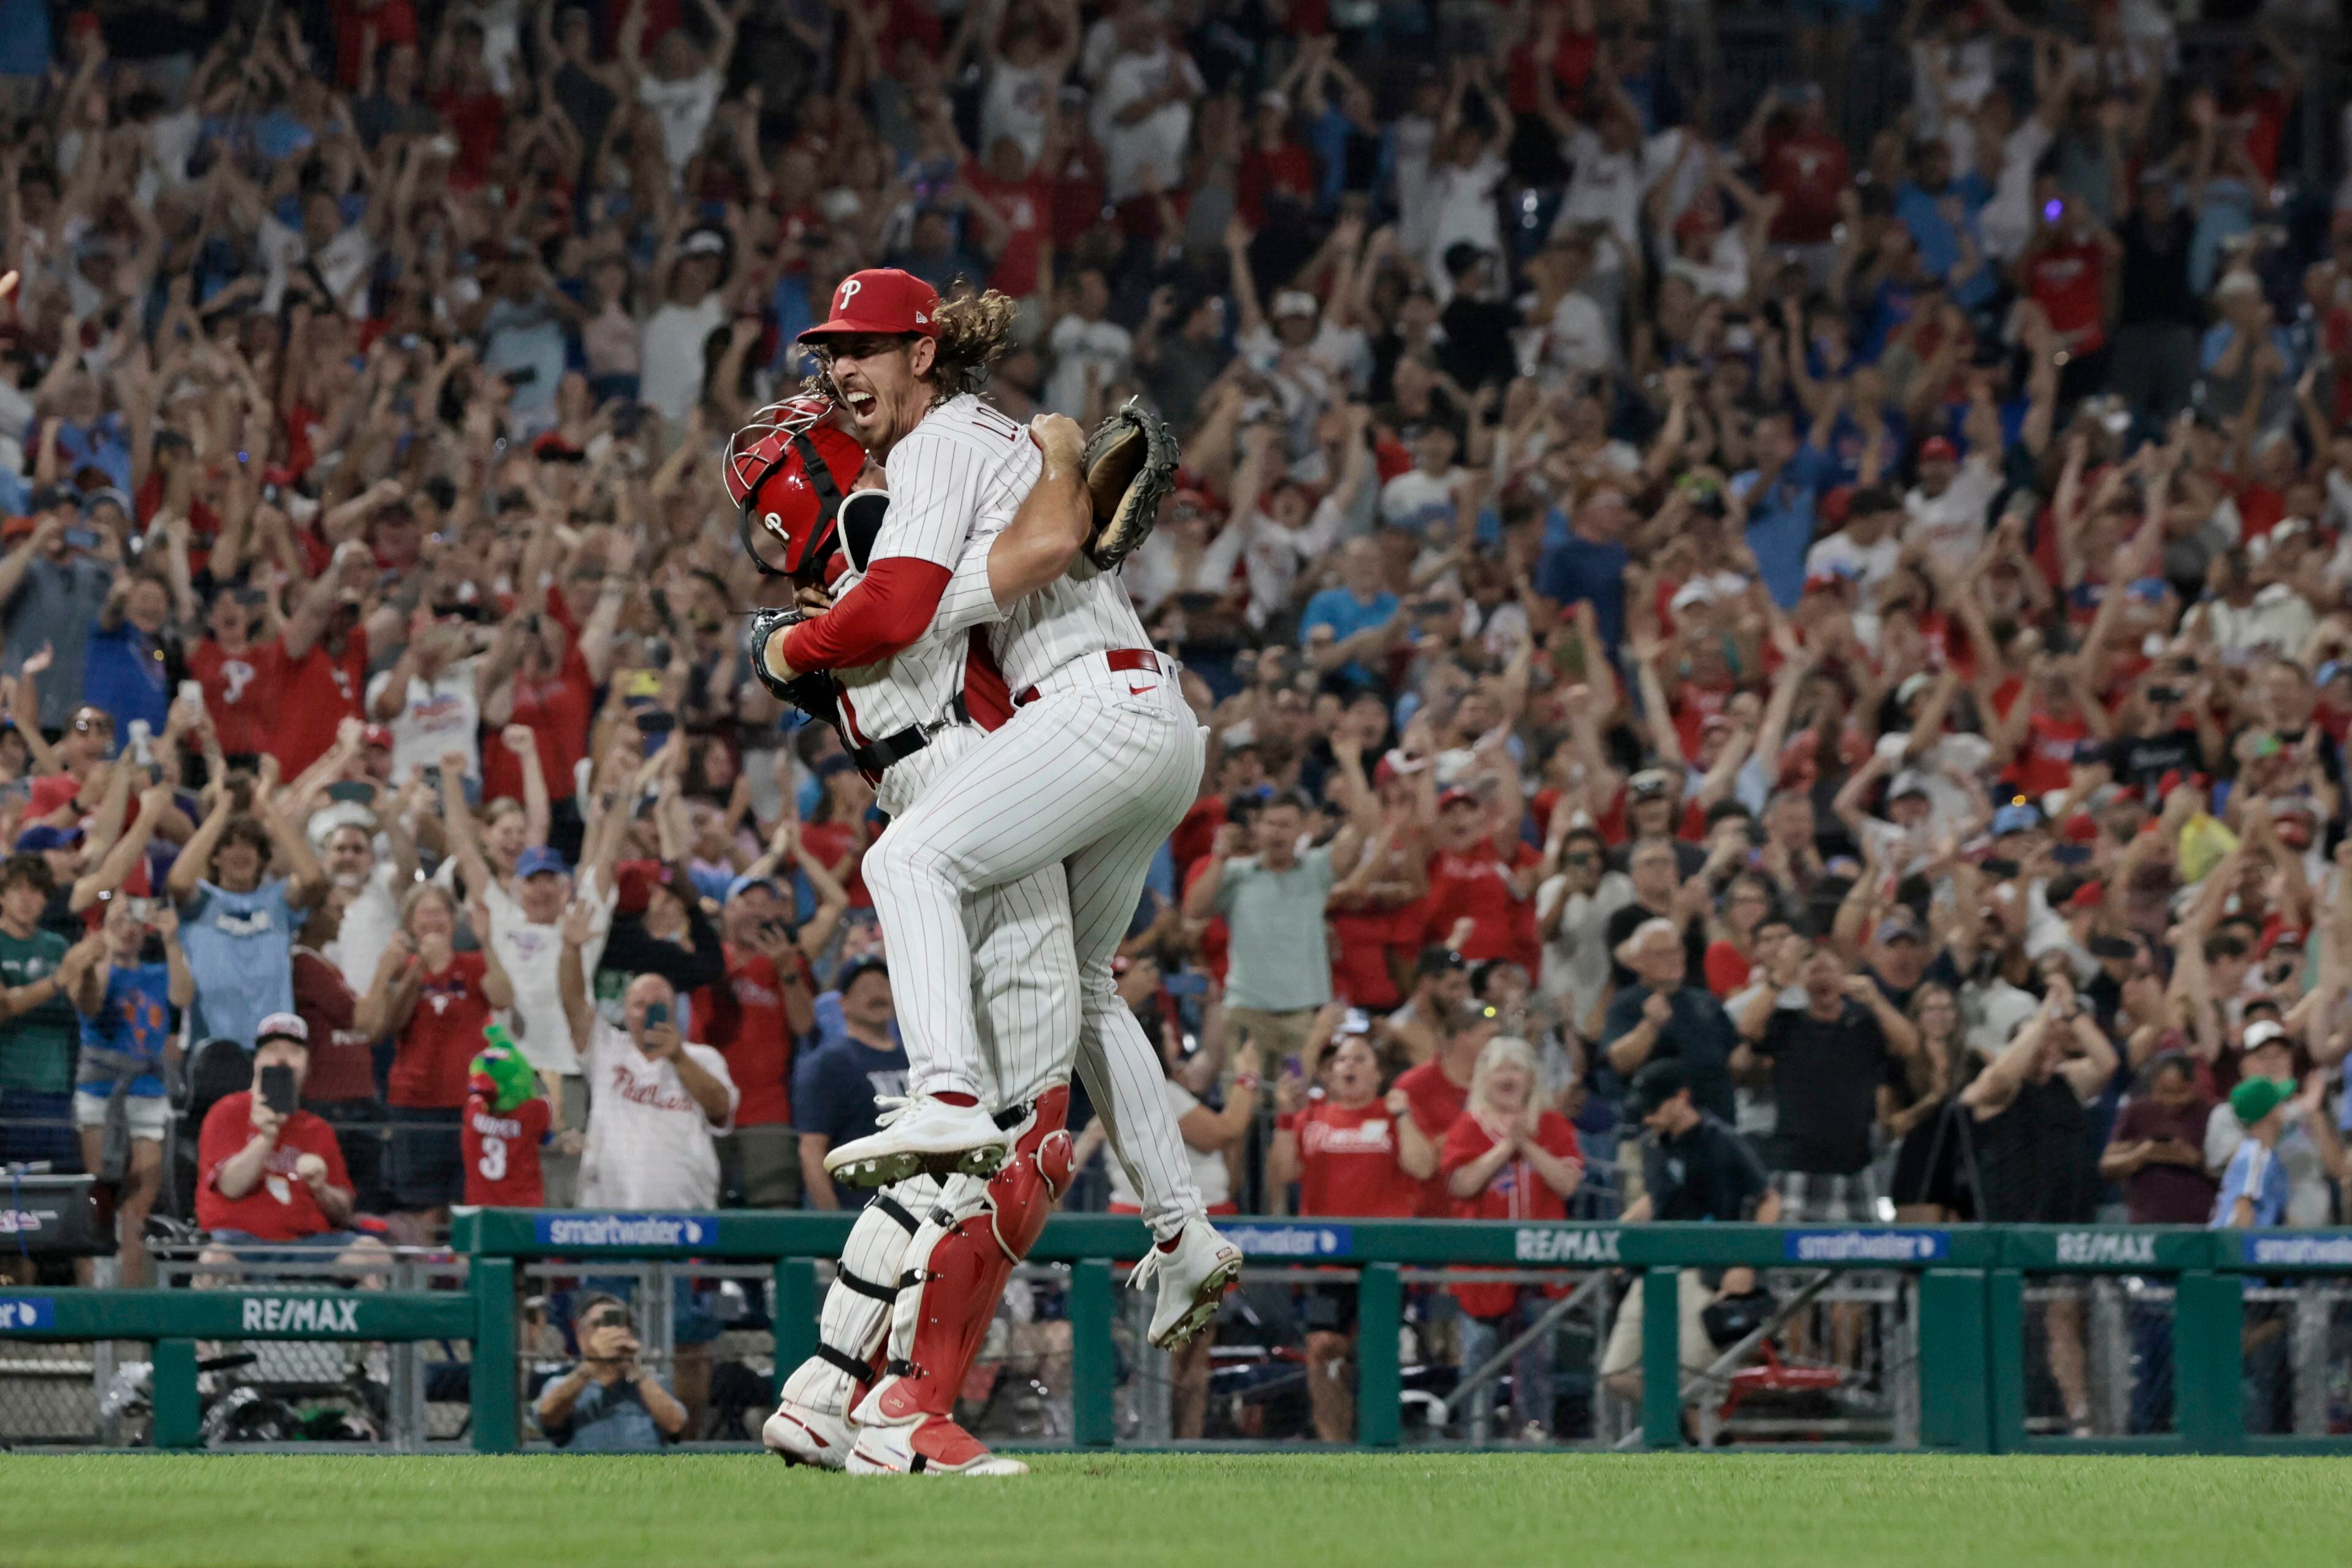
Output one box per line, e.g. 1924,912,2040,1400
1513,1228,1621,1263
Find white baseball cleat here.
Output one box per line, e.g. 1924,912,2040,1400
762,1396,853,1470
847,1415,1028,1476
823,1095,1009,1187
1127,1217,1244,1349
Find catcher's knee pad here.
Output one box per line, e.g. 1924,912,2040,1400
778,1174,940,1415
856,1088,1073,1428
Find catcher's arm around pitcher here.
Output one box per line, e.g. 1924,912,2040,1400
758,413,1094,679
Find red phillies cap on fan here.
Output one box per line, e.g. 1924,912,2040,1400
1919,436,1958,463
799,269,940,341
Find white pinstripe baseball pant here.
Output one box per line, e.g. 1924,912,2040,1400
778,715,1203,1421
861,663,1208,1239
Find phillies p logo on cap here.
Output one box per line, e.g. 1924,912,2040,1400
799,268,942,342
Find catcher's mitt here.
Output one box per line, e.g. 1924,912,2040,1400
746,607,840,725
1079,397,1178,571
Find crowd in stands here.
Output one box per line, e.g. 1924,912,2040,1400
1,0,2351,1441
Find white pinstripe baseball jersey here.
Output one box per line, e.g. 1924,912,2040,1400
874,393,1040,569
934,521,1159,695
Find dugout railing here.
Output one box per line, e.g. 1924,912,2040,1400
7,1217,2350,1452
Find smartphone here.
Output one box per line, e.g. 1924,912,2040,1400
635,709,676,757
1981,858,2021,880
259,1064,299,1115
176,679,204,708
2050,843,2093,866
64,526,101,552
326,780,376,804
2087,935,2139,961
501,365,538,388
1162,972,1208,998
642,1002,669,1032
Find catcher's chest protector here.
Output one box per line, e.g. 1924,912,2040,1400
868,1087,1073,1423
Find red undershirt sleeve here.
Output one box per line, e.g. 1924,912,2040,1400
779,557,954,672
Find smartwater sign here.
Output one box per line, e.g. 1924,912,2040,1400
0,1296,55,1331
1784,1229,1947,1263
2245,1235,2352,1268
533,1214,716,1249
1225,1224,1350,1258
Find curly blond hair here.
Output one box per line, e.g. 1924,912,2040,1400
927,286,1020,400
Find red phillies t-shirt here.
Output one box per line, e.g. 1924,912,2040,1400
799,820,871,909
1394,1057,1473,1216
462,1094,552,1207
1295,1099,1425,1219
1703,938,1753,998
964,162,1054,299
1441,1111,1585,1317
196,1094,352,1241
292,948,375,1103
482,644,594,805
702,944,794,1126
1422,842,1540,972
187,639,278,759
1762,127,1851,244
387,951,493,1109
2027,238,2107,354
1238,142,1317,226
1328,905,1411,1011
264,628,370,777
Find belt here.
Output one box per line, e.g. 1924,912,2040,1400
1013,649,1165,707
847,693,969,774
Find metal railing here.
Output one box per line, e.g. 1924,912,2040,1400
7,1216,2352,1453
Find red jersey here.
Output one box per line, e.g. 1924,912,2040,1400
701,944,794,1126
1421,842,1540,972
1762,127,1852,245
1293,1099,1425,1219
799,820,871,909
1393,1057,1473,1217
196,1093,352,1241
1327,905,1411,1010
2027,238,2107,354
387,951,494,1109
265,628,370,777
1440,1111,1585,1317
1703,938,1753,998
1237,143,1317,227
462,1094,552,1207
481,643,594,806
2010,707,2091,798
292,948,375,1103
964,163,1054,299
187,639,278,761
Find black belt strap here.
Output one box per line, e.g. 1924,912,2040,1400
885,1357,921,1379
872,1193,921,1235
818,1344,875,1384
846,694,971,774
837,1266,897,1304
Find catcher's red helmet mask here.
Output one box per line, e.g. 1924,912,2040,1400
725,396,869,583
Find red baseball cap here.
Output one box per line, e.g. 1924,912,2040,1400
799,269,941,342
1919,436,1958,463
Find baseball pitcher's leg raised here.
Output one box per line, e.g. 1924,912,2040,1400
850,690,1193,1170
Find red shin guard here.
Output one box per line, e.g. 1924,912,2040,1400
864,1087,1073,1425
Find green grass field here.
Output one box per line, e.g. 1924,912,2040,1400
5,1453,2349,1568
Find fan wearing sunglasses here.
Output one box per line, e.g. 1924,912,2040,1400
533,1295,688,1452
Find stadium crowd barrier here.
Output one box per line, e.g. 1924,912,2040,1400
7,1217,2349,1452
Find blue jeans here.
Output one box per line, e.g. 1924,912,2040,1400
1456,1293,1557,1438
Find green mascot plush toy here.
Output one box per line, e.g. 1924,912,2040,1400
468,1024,538,1114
